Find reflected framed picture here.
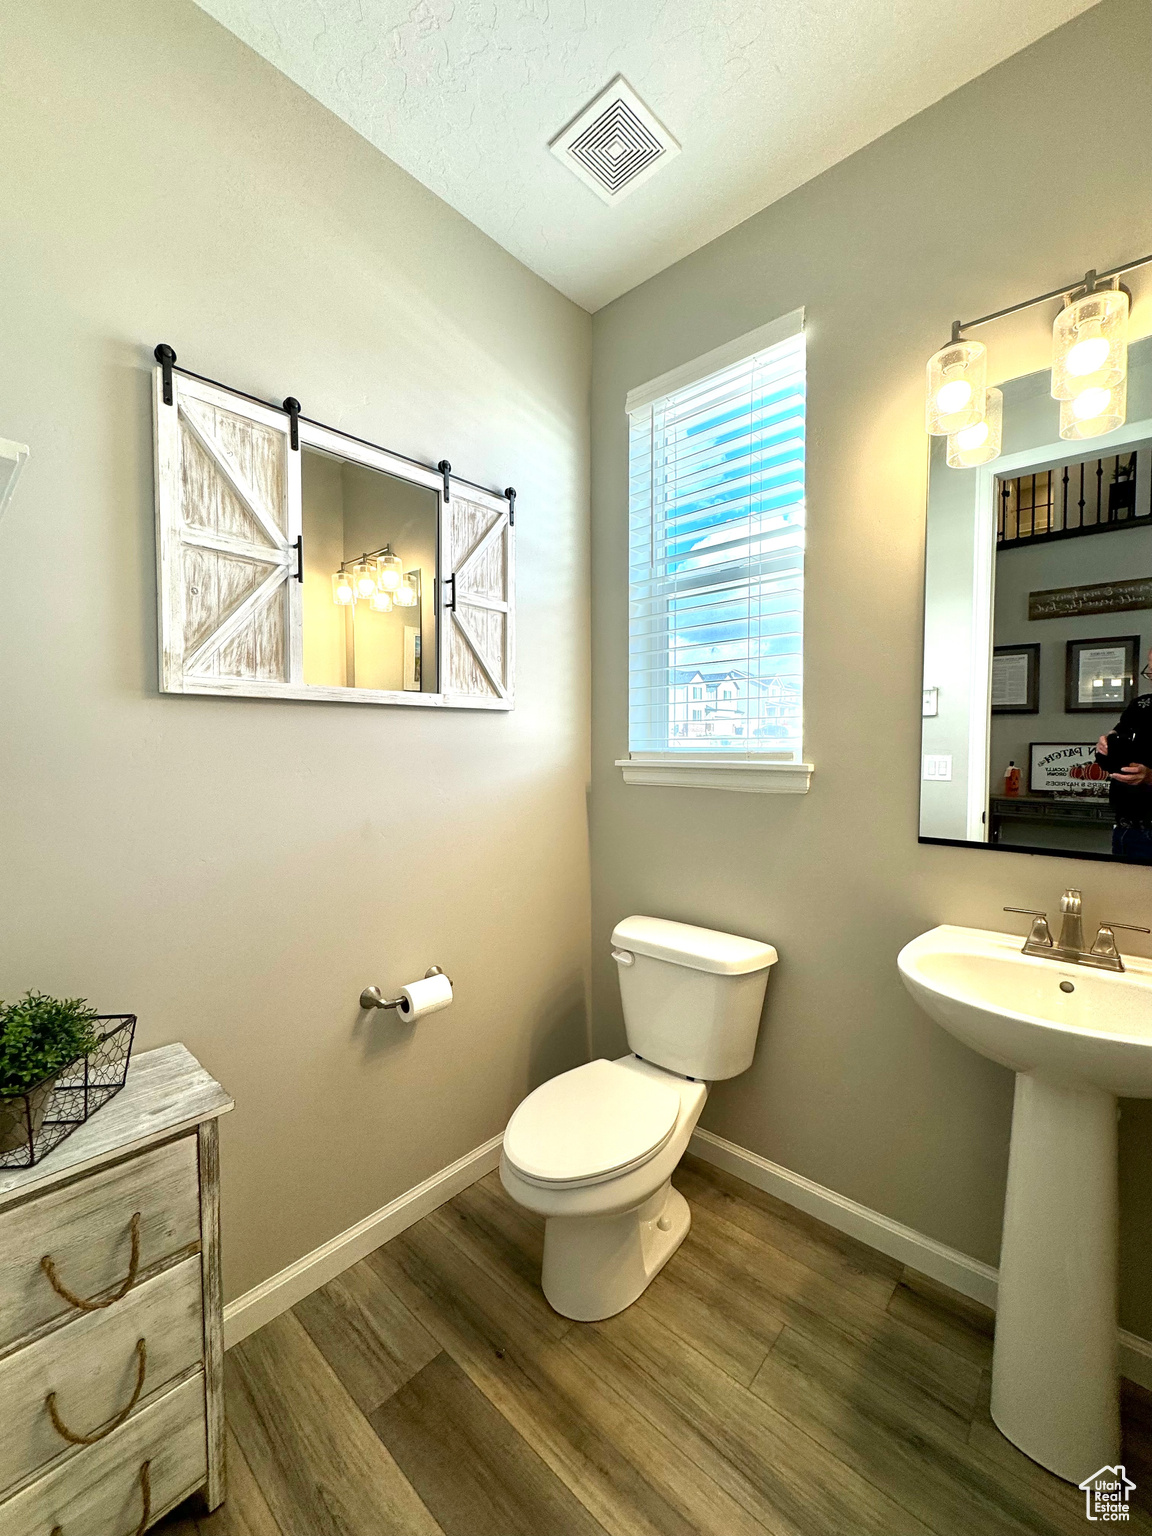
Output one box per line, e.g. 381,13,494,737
1029,741,1109,796
1064,635,1139,713
992,643,1040,714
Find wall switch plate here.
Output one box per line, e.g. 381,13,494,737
922,754,952,781
922,687,939,717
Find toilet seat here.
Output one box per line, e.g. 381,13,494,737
503,1058,682,1188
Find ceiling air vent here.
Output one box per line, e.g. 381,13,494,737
550,76,680,206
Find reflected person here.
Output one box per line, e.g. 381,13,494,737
1097,648,1152,862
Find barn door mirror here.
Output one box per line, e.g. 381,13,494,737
300,445,438,695
153,363,514,710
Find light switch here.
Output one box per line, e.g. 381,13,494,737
922,687,939,717
922,754,952,781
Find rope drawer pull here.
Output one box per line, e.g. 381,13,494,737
41,1212,142,1310
47,1338,147,1446
50,1458,151,1536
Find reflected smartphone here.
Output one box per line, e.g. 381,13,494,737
1097,732,1133,775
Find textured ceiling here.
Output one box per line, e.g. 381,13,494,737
193,0,1097,311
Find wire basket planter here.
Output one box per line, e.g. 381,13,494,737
0,1015,136,1171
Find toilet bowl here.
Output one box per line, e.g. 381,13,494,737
500,915,777,1321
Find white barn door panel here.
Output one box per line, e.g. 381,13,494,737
441,491,514,709
153,370,302,694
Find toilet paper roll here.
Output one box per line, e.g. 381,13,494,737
396,972,453,1020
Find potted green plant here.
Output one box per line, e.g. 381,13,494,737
0,992,101,1155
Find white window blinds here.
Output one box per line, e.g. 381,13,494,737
627,313,806,758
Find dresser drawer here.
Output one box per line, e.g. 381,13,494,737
0,1372,207,1536
0,1254,203,1499
0,1136,200,1352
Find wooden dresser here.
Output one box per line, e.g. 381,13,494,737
0,1045,232,1534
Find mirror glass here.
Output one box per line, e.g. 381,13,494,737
920,335,1152,862
301,448,439,694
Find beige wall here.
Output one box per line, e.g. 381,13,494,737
590,0,1152,1333
0,0,591,1302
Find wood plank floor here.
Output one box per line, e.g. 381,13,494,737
157,1155,1152,1535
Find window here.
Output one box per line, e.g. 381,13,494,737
624,313,807,792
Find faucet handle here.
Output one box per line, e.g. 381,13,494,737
1093,919,1149,949
1004,907,1053,948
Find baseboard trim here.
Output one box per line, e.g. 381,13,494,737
689,1126,1152,1393
223,1133,505,1349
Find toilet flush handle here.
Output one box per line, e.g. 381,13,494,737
611,949,635,967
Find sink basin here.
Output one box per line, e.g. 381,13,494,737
899,924,1152,1096
898,923,1152,1486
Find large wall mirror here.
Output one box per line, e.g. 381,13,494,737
920,335,1152,862
153,367,514,711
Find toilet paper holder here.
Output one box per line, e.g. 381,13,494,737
360,967,450,1011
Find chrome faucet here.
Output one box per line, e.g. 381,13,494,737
1004,888,1148,972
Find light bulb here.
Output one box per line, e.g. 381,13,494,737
378,554,403,592
926,339,986,435
394,574,418,607
946,386,1002,469
1059,372,1126,441
368,589,392,613
954,420,989,451
1073,387,1112,421
935,380,972,415
1051,287,1127,400
331,571,356,607
352,560,379,598
1066,336,1110,377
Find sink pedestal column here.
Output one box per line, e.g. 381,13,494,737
992,1071,1119,1483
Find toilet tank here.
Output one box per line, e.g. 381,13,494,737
611,916,777,1080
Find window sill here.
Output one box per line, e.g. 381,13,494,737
615,755,813,795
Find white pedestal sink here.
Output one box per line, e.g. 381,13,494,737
898,924,1152,1485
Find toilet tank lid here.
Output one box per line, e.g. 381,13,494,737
611,916,778,975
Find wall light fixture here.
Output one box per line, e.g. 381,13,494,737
947,386,1003,467
928,254,1150,467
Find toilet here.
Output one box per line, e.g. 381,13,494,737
500,915,777,1321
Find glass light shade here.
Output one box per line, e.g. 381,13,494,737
352,559,380,598
368,588,392,613
378,554,403,592
1051,288,1128,400
946,387,1003,468
332,570,356,606
1059,374,1127,441
926,339,986,435
394,574,419,607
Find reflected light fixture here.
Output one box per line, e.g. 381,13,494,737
332,544,404,609
394,573,419,608
926,330,987,435
947,387,1003,468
